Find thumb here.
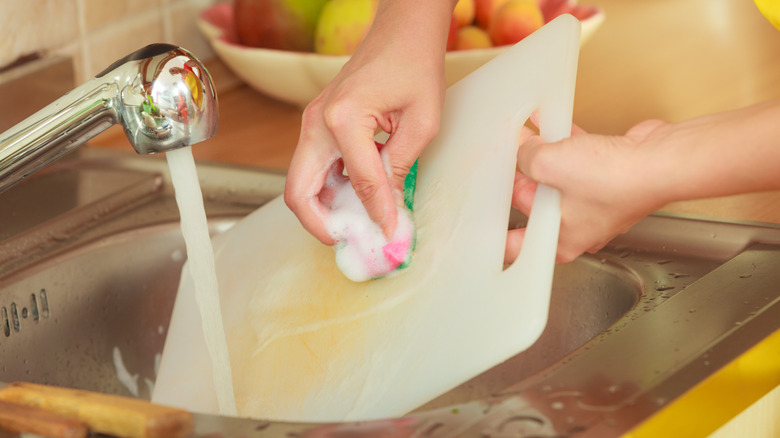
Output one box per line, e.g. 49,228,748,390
516,134,547,180
380,118,437,192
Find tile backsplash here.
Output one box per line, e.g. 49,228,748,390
0,0,217,85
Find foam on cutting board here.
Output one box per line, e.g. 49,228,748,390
325,159,416,282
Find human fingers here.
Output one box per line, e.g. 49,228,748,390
284,149,338,245
380,106,441,191
528,110,587,136
504,227,526,264
511,171,537,217
324,101,399,239
283,100,343,245
516,134,550,182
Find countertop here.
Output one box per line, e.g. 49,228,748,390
90,0,780,225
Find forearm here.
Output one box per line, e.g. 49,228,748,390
363,0,456,65
643,99,780,205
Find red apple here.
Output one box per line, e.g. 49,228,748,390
447,14,459,51
234,0,328,51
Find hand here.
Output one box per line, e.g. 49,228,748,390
284,1,452,245
506,115,670,264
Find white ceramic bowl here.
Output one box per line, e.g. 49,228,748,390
198,1,604,108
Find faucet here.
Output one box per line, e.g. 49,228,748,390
0,43,217,193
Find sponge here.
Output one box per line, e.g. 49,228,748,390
326,160,417,282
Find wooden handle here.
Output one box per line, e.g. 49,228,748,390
0,400,88,438
0,382,193,438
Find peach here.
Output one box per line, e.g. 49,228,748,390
474,0,510,28
487,0,543,46
453,0,476,27
454,25,493,50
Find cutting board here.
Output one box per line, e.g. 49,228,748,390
153,15,580,422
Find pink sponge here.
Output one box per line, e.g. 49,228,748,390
382,239,412,270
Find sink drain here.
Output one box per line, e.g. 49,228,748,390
1,289,49,337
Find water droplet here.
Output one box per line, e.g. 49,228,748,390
551,401,565,410
739,274,753,279
655,285,675,292
688,308,697,314
657,260,672,265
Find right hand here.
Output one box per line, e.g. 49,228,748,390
284,0,454,245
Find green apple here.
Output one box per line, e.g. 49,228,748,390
314,0,379,55
234,0,328,52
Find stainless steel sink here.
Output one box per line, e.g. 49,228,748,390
1,147,779,437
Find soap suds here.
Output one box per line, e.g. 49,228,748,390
324,157,415,282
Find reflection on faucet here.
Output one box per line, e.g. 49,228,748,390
0,44,218,194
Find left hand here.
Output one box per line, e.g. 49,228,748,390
506,116,670,264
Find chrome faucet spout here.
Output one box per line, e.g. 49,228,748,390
0,43,218,193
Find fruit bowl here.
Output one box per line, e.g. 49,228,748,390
198,1,604,108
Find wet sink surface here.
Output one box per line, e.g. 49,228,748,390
1,148,779,437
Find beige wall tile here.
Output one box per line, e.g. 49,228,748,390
0,0,218,84
0,0,79,67
84,13,165,78
83,0,161,32
166,0,215,61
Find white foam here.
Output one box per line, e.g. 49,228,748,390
325,166,414,282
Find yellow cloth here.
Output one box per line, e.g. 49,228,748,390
755,0,780,30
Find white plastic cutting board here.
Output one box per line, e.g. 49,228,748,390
153,15,581,422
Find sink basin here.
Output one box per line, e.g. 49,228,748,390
1,147,779,437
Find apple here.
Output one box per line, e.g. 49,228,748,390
314,0,379,55
234,0,328,51
474,0,510,28
453,0,476,27
488,0,544,46
447,14,459,51
454,25,493,50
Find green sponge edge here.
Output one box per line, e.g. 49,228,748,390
396,160,418,271
403,160,418,211
368,160,419,280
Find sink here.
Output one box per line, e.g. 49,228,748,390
1,147,779,437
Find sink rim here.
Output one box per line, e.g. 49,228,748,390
1,147,779,437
